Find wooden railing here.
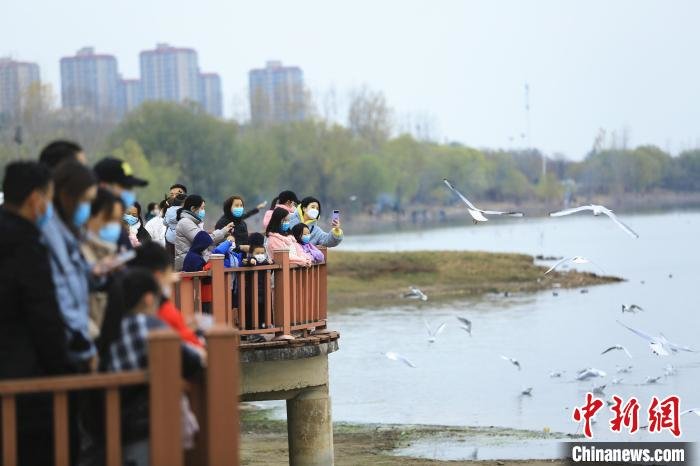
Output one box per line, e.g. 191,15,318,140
176,247,328,338
0,327,240,466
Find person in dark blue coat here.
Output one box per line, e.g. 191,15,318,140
0,161,71,466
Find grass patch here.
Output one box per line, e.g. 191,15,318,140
326,250,622,309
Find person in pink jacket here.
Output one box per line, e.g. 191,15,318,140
262,190,299,229
265,207,312,267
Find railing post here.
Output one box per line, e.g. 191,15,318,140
2,395,17,466
205,326,240,466
149,329,183,466
209,254,227,325
273,249,292,337
318,247,328,324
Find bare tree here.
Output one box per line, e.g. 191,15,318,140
347,85,393,149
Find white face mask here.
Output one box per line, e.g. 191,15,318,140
254,253,267,263
306,208,319,219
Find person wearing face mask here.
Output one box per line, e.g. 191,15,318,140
145,199,168,246
42,160,98,370
81,188,124,339
265,207,312,267
174,194,233,272
215,195,267,252
240,233,273,337
291,223,325,264
289,196,344,248
0,161,70,466
123,201,151,247
93,157,149,251
262,190,300,228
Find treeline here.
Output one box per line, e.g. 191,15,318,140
2,95,700,212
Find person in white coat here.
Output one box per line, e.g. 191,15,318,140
144,199,167,246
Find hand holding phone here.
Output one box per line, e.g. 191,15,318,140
93,249,137,275
331,209,341,228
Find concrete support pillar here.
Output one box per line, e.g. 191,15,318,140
286,385,334,466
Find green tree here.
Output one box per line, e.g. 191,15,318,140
110,139,181,206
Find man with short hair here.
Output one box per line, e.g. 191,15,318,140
39,139,87,168
0,161,70,466
168,183,187,202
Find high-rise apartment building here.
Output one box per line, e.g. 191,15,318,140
60,47,121,117
140,43,201,104
199,73,222,117
117,79,143,116
249,60,305,125
0,58,40,119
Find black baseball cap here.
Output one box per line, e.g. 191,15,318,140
278,190,299,205
94,157,148,188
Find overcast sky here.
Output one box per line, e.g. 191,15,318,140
3,0,699,158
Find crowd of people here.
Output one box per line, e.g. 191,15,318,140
0,139,344,466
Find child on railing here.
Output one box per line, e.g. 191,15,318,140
97,268,204,464
240,233,273,338
291,223,325,264
182,230,214,313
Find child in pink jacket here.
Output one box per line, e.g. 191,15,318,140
265,207,312,267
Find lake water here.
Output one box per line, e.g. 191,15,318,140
326,210,700,460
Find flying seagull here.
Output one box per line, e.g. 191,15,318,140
617,320,698,356
501,355,522,370
544,256,603,275
404,286,428,301
664,365,677,377
644,376,662,385
549,204,639,238
601,344,633,359
384,351,417,368
424,320,447,343
622,304,644,313
681,409,700,417
456,316,472,336
612,378,624,385
521,387,533,396
576,368,606,381
443,178,524,223
549,370,565,378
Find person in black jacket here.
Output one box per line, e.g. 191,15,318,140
214,195,266,252
0,161,71,466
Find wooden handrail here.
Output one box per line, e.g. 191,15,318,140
0,326,240,466
0,371,148,395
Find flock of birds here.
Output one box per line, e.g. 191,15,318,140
381,178,699,428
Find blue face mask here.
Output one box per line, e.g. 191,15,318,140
73,201,91,228
197,209,206,220
98,222,122,243
231,206,244,218
120,190,136,208
301,234,311,244
123,214,139,226
280,221,290,232
36,202,53,228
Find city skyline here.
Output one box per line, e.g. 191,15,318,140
1,43,227,120
3,0,700,158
